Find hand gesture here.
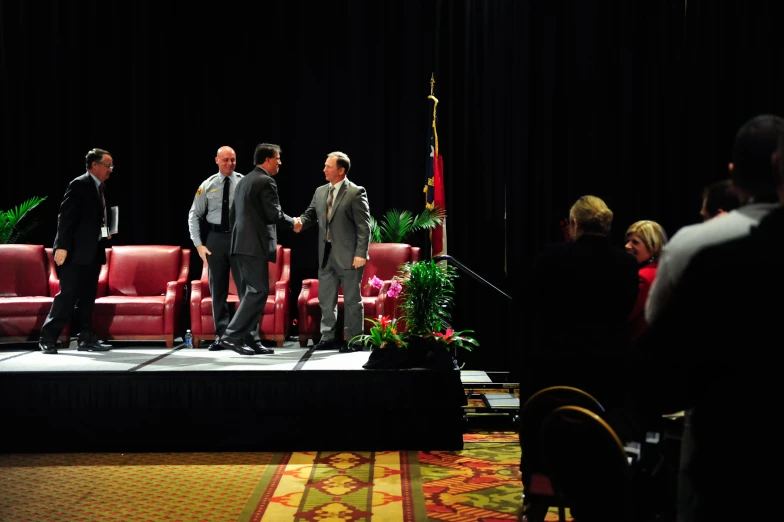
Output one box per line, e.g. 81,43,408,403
196,244,211,265
293,218,303,233
352,256,367,269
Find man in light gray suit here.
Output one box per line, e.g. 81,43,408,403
295,151,371,352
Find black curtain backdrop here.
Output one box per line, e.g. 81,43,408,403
2,0,783,375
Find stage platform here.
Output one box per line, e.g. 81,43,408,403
0,340,467,453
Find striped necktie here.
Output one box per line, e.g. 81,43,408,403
326,186,335,241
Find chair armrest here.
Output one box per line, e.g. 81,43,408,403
164,280,185,335
297,278,319,322
190,280,205,335
178,249,191,284
273,279,291,337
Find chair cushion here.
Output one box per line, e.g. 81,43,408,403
108,246,182,296
0,297,53,316
0,245,49,297
94,296,166,315
202,295,274,316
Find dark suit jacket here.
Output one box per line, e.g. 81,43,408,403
53,173,108,265
229,167,294,262
633,205,784,522
299,179,371,269
523,234,639,406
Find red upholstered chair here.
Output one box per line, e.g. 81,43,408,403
0,245,69,344
189,244,291,347
92,245,190,348
297,243,420,347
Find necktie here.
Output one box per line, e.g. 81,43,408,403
325,186,335,241
220,177,230,230
99,183,107,226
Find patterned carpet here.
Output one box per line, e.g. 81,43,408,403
0,432,564,521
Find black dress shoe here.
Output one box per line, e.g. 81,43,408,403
208,341,223,351
218,339,255,355
253,345,275,355
313,339,340,350
38,342,58,354
340,341,363,353
77,340,111,351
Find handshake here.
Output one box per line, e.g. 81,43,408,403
293,217,303,233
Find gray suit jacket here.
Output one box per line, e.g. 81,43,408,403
230,167,294,262
300,179,371,269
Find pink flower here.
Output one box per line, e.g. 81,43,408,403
368,275,383,290
387,280,402,298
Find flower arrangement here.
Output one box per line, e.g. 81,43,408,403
367,275,402,298
424,326,480,352
350,315,408,350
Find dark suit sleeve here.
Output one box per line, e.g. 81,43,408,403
262,177,294,228
299,189,319,230
352,186,371,258
53,179,83,252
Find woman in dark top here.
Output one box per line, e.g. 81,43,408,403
523,195,639,408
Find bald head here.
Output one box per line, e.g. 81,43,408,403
215,146,237,176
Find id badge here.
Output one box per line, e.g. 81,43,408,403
101,226,109,238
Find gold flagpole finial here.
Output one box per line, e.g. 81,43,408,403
430,73,435,96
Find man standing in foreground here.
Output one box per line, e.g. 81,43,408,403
217,143,295,355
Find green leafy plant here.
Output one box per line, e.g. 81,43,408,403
397,260,458,335
350,315,408,350
424,326,480,352
370,206,445,243
0,196,48,244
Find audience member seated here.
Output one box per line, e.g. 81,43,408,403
645,114,784,325
624,220,668,344
522,195,639,409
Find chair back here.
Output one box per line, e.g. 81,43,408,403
0,244,49,297
541,405,633,522
361,243,420,297
108,245,184,296
519,386,604,480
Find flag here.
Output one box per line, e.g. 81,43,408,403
424,103,446,257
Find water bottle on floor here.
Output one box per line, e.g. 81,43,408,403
184,330,193,348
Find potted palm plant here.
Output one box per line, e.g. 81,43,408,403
370,207,445,243
0,196,48,244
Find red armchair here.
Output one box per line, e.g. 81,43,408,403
189,244,291,347
297,243,420,347
92,245,190,348
0,245,69,344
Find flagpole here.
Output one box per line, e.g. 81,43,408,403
428,73,439,156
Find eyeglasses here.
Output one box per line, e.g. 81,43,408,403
97,162,114,169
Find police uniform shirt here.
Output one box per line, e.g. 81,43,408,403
187,171,243,247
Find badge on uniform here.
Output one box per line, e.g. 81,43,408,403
196,187,203,196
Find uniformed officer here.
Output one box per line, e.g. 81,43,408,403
188,145,260,350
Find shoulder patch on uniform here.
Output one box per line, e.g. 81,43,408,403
196,186,203,196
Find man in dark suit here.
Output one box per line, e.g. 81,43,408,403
38,148,114,354
294,151,371,352
217,143,295,356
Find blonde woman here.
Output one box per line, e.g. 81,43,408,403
625,220,668,342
